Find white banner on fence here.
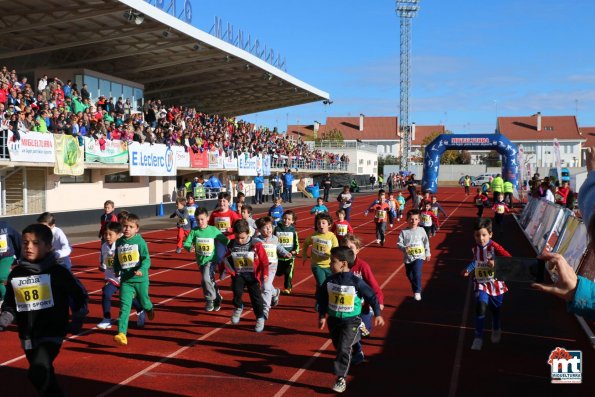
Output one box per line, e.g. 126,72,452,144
83,137,128,164
171,146,189,168
7,130,55,162
223,155,237,170
553,138,562,182
208,150,224,169
128,142,177,176
238,154,264,176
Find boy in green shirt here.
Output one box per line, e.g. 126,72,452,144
113,214,154,346
184,207,230,312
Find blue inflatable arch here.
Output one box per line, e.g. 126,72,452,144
421,134,519,193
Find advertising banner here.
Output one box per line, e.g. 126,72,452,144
553,138,562,183
208,150,224,169
54,134,85,176
128,142,176,176
223,155,237,170
189,149,208,168
7,130,55,163
263,154,271,176
83,137,128,164
171,146,189,168
238,154,264,176
555,216,588,273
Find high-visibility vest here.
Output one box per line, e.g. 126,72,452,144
503,181,513,193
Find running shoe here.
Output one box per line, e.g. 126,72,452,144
114,333,128,346
255,317,265,332
136,311,146,328
205,300,215,312
491,329,502,344
471,337,483,351
414,292,422,301
271,288,280,307
97,318,112,329
332,377,347,393
213,293,223,312
231,307,243,324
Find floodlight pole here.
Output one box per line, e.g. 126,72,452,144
396,0,419,170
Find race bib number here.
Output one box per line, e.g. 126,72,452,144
232,251,255,272
118,244,140,269
104,252,115,269
422,214,432,226
327,283,356,313
475,198,483,206
276,232,293,248
475,262,495,283
496,205,505,214
11,274,54,312
312,237,332,258
406,245,425,257
178,218,188,226
336,224,349,236
432,208,438,216
263,243,278,263
215,217,231,232
0,234,7,254
195,238,215,257
375,210,386,220
555,193,563,202
187,206,196,216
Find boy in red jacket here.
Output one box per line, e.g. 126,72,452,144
473,188,489,218
420,202,439,238
221,219,270,332
209,192,242,238
331,209,353,239
365,190,391,246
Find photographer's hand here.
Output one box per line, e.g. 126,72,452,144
533,252,578,302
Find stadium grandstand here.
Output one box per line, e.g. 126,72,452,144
0,0,357,221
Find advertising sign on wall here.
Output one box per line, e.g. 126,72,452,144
84,137,128,164
7,131,55,163
128,142,177,176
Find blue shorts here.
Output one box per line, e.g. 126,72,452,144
476,290,504,308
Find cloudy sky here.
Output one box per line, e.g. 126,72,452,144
184,0,595,133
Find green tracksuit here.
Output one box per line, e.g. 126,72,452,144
274,224,300,290
113,234,153,334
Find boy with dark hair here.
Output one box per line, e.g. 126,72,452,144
336,185,353,221
170,197,191,254
113,214,154,346
275,210,300,295
473,187,489,218
316,246,384,393
240,204,257,237
303,213,339,297
208,192,242,238
220,219,270,332
364,190,390,246
397,209,431,301
462,218,511,351
268,197,284,227
184,207,229,312
0,224,88,396
99,200,118,265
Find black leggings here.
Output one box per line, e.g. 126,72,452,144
25,342,64,397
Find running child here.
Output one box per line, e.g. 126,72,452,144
303,213,339,296
113,214,155,346
491,193,511,235
97,221,145,329
316,246,384,393
397,209,431,301
430,196,448,236
184,207,229,312
418,191,432,210
275,210,300,295
420,202,439,238
268,197,285,227
473,188,489,218
209,192,242,238
332,209,353,239
221,219,269,332
231,192,246,214
99,200,118,265
185,194,198,228
461,218,511,351
240,204,257,237
0,221,21,306
386,192,398,228
310,197,329,214
254,217,292,320
340,234,385,364
396,191,406,221
169,197,192,254
0,224,88,396
364,190,390,246
37,212,73,271
336,186,353,221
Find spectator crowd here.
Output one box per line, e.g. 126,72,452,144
0,66,349,168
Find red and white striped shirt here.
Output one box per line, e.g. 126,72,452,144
471,240,511,296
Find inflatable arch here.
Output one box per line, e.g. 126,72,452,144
421,134,519,193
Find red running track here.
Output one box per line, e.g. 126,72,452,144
0,187,592,396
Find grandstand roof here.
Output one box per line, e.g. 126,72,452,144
0,0,329,116
496,115,584,141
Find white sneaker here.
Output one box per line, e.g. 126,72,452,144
255,317,265,332
390,224,394,228
471,337,483,350
97,318,112,329
414,292,422,301
375,239,380,244
491,329,502,344
231,307,243,324
136,310,146,328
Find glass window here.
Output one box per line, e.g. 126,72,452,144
134,88,144,111
105,171,136,183
112,83,123,99
60,170,92,183
123,85,133,101
84,76,98,100
99,79,111,98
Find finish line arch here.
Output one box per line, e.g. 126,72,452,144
421,134,519,193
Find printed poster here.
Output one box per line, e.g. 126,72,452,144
7,130,55,163
83,137,128,164
54,134,84,176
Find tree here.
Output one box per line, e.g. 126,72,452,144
317,128,344,144
457,150,471,164
481,150,502,167
421,130,459,164
378,155,400,175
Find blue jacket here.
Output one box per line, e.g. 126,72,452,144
316,271,381,319
568,276,595,320
283,172,294,186
208,176,223,188
268,204,284,224
0,221,21,261
310,204,329,214
254,176,264,189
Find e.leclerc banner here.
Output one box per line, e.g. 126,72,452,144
128,142,176,176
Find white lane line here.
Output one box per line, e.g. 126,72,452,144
448,279,473,397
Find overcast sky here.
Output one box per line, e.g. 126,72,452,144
185,0,595,133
